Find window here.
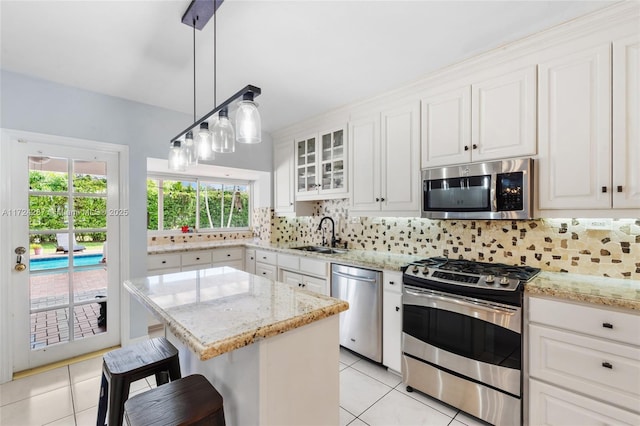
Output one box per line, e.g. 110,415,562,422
147,176,250,232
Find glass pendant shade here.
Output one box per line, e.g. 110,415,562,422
168,141,187,171
183,131,197,165
212,109,235,153
197,122,214,160
235,98,261,144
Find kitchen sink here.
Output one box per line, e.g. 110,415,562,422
291,245,348,255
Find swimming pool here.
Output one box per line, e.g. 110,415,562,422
30,253,104,271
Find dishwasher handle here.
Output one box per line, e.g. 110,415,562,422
332,271,378,283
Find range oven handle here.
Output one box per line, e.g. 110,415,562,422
404,288,518,316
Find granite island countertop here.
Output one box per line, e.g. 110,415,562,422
124,266,349,360
525,271,640,311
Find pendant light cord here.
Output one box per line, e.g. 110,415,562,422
193,20,196,122
213,11,217,107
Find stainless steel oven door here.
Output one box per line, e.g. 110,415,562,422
402,286,522,396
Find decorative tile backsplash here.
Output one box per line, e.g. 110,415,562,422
148,199,639,279
269,199,640,279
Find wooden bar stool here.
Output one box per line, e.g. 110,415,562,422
96,337,181,426
123,374,225,426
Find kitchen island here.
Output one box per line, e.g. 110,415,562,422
124,266,349,426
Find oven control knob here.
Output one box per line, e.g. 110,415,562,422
412,267,419,274
499,276,510,286
485,274,495,283
422,267,429,275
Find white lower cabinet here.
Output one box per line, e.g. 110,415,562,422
530,379,640,425
245,249,256,274
277,253,328,295
281,270,326,294
147,247,244,274
528,296,640,424
382,271,402,372
255,249,277,280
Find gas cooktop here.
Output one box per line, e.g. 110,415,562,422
403,257,541,292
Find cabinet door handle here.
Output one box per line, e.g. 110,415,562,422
602,362,613,369
227,254,231,257
375,197,380,202
380,197,385,202
262,256,267,260
161,260,167,264
602,186,608,193
389,281,395,285
464,145,469,151
262,272,267,275
395,306,400,312
602,322,613,329
195,257,200,260
472,144,478,150
617,185,623,193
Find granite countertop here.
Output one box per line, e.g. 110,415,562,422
149,238,423,272
525,271,640,311
124,267,349,360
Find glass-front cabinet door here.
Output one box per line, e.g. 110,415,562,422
295,125,348,200
320,129,345,192
296,135,317,195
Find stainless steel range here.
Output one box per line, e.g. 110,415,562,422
401,257,540,426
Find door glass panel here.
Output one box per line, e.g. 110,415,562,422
29,195,68,230
73,302,106,341
31,308,70,349
73,197,107,228
29,157,68,192
72,160,107,193
30,269,70,310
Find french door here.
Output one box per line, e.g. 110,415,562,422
8,138,122,371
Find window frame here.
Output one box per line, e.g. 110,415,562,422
147,173,253,235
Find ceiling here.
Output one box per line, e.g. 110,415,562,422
0,0,615,134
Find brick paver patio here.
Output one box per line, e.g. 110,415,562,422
29,265,108,349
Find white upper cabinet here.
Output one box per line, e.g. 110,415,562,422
538,44,612,210
421,86,471,167
350,114,381,212
350,101,421,216
613,35,640,209
421,65,537,168
471,66,537,162
274,141,295,215
295,125,348,201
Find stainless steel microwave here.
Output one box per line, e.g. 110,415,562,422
421,158,533,220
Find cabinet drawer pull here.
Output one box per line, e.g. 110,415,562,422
227,254,231,257
195,257,200,260
389,281,395,285
602,362,613,369
602,186,608,193
617,185,623,193
161,260,167,264
602,322,613,329
262,272,267,275
262,256,267,260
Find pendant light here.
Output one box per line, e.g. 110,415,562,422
197,122,214,160
236,92,261,144
170,0,262,166
168,140,187,171
212,108,235,153
183,131,198,165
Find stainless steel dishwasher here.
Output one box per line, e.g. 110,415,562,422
331,264,382,362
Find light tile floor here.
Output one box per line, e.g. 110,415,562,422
0,346,489,426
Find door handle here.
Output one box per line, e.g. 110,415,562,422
15,247,27,271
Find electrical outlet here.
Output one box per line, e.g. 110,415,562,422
585,219,612,231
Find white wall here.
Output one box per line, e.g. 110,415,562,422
0,70,273,340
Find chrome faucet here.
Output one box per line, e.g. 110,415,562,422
317,216,336,247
